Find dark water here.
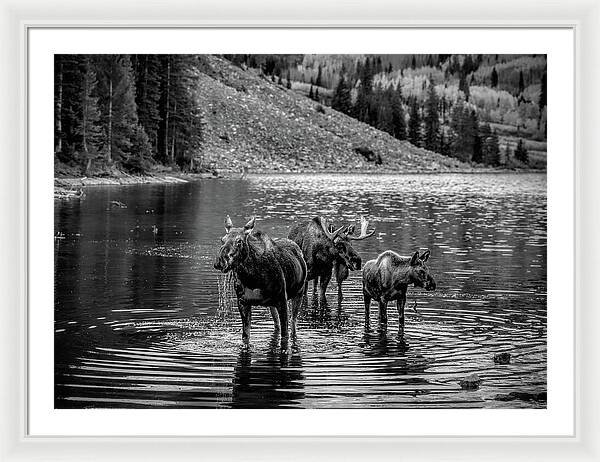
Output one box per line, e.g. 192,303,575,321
54,173,547,409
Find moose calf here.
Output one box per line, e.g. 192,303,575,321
362,249,436,337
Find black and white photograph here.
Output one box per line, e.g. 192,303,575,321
53,53,547,410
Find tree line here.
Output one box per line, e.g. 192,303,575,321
54,54,203,174
328,56,532,166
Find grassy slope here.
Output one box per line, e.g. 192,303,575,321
195,55,482,174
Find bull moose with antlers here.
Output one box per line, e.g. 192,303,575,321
288,216,375,307
213,216,307,348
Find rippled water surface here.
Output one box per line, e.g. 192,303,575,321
55,173,547,408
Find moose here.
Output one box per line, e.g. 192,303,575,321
213,216,307,348
288,216,375,307
362,249,436,338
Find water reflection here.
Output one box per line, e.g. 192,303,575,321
54,174,547,409
231,332,305,409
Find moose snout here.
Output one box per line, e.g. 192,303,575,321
350,255,362,271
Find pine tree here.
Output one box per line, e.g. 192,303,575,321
538,72,547,130
491,66,498,88
390,86,406,140
518,70,525,94
471,111,482,164
423,83,441,152
55,55,87,160
95,55,140,164
353,58,373,122
315,88,320,102
375,56,383,74
286,70,292,89
376,88,394,135
315,64,323,87
54,55,64,154
132,55,162,157
158,55,203,168
481,127,501,166
459,72,470,101
77,57,102,172
408,99,422,146
331,74,352,115
514,138,529,164
539,72,547,110
308,84,314,100
449,100,478,163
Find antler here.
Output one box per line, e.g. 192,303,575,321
319,217,345,241
348,216,375,240
224,215,233,234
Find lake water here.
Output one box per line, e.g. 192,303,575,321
54,173,547,409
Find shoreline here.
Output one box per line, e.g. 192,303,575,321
54,168,546,199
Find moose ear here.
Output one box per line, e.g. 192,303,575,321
420,249,431,262
410,251,420,266
347,224,356,235
224,215,233,234
243,216,256,235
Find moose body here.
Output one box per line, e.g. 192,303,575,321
362,250,436,337
214,216,307,348
288,216,373,307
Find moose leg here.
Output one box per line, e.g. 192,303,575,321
238,301,252,346
378,300,388,324
290,295,302,336
270,306,281,332
312,278,318,299
276,298,290,350
337,282,343,306
319,272,332,307
363,290,372,328
396,293,407,338
301,280,309,310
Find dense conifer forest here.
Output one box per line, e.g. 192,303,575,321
54,54,546,175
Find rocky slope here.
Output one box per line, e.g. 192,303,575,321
194,55,482,174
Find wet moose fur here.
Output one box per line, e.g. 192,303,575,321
288,216,373,307
362,250,436,338
214,216,307,348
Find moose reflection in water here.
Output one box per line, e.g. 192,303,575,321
213,216,307,349
288,216,375,308
363,250,437,338
231,332,305,408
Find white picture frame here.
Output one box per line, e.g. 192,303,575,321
1,0,599,460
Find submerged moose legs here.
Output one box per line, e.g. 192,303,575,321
319,272,332,307
378,301,388,324
276,298,290,349
290,295,302,336
362,249,437,339
363,290,371,327
214,215,307,349
396,294,406,338
270,306,281,331
238,301,252,346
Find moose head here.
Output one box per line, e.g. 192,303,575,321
407,249,436,291
322,216,375,271
213,215,256,273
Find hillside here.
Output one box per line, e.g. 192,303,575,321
194,55,479,173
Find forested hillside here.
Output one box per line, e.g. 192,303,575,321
227,54,547,168
54,54,546,176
